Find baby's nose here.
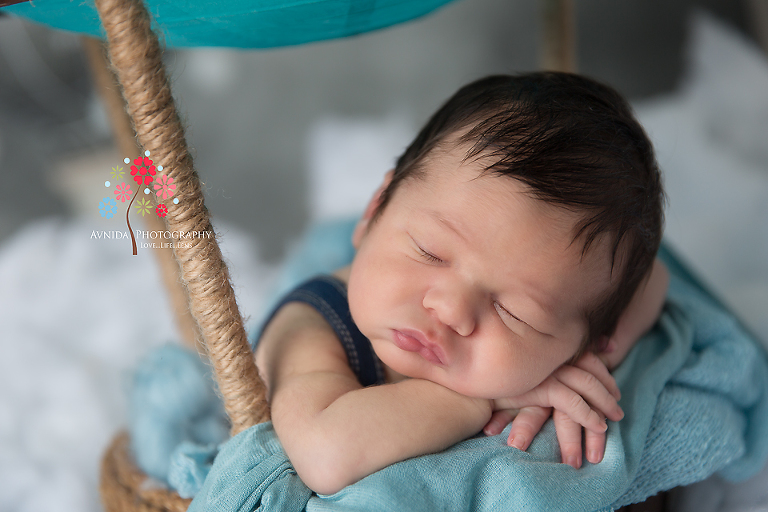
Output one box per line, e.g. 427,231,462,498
423,285,477,337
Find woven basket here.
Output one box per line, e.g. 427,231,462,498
100,432,191,512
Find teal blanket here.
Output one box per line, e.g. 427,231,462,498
182,255,768,511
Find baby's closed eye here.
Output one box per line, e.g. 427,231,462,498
493,301,533,334
417,246,443,264
409,234,445,264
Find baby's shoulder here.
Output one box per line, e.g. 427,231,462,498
255,301,353,393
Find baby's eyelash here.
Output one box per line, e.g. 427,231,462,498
417,246,443,264
494,301,524,325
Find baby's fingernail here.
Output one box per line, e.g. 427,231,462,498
588,450,602,464
566,455,581,469
484,422,499,436
510,435,526,450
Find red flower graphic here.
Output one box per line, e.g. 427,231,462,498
114,182,132,202
130,156,156,186
156,204,168,218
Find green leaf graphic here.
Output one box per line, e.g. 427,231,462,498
135,198,152,217
111,166,125,182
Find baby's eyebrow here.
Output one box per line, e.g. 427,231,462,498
428,210,468,244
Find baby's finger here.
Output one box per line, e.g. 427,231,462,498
572,352,621,401
507,406,551,451
484,409,517,436
554,366,624,423
585,417,607,464
553,410,583,469
542,378,607,434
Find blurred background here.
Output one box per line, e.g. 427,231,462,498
0,0,755,260
1,1,768,511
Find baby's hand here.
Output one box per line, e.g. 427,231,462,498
484,352,622,468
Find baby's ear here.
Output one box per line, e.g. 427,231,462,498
352,170,394,249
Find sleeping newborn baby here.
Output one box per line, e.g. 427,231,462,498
255,72,668,494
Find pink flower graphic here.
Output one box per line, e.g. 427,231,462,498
153,174,176,200
156,204,168,218
114,182,132,203
130,156,156,186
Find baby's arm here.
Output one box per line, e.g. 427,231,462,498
255,302,491,495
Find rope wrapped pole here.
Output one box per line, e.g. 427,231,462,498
540,0,576,72
82,36,204,353
93,0,270,433
746,0,768,57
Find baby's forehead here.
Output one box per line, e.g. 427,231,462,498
419,149,589,235
412,156,617,312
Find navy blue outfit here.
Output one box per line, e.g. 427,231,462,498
258,275,386,387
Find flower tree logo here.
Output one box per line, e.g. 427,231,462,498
98,150,179,255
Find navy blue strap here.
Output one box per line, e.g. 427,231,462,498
259,275,385,387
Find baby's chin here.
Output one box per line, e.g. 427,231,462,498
427,374,540,401
382,364,519,399
378,358,427,385
376,352,439,386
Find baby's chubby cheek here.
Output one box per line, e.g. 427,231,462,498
461,351,562,400
367,341,424,384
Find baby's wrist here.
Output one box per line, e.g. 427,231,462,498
474,397,494,419
432,382,492,421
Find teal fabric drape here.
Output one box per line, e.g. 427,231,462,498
1,0,457,48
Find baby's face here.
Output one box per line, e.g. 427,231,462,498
347,146,615,399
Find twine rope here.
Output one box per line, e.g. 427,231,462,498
540,0,576,72
83,35,204,352
94,0,269,433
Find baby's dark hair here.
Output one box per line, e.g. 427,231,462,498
376,72,664,350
